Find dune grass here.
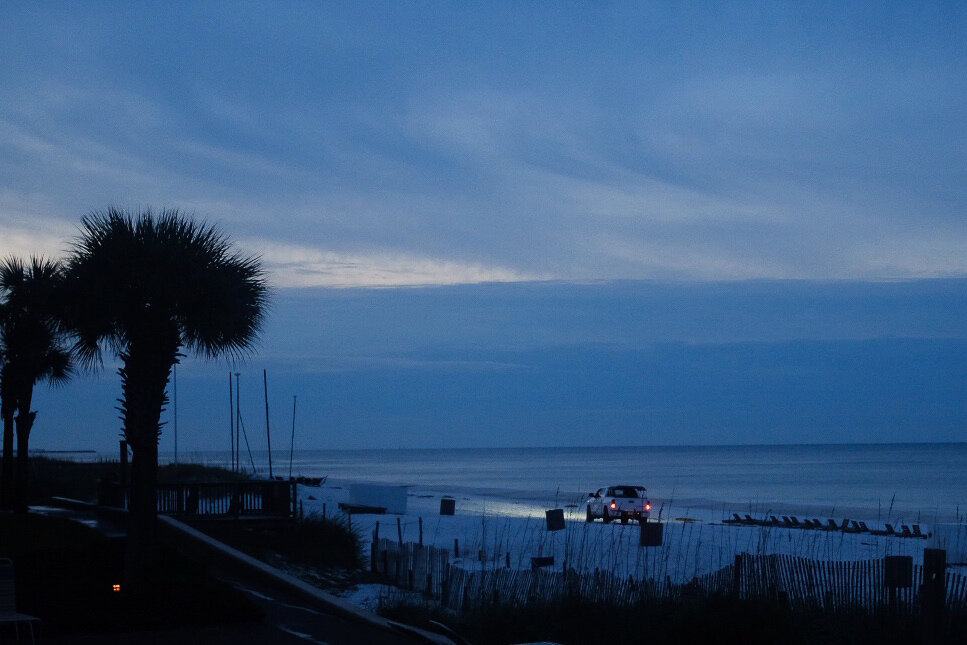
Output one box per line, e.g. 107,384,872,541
192,511,365,571
379,592,966,645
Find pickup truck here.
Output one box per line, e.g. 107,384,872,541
586,485,651,524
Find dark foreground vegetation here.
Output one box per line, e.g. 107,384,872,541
380,594,967,645
193,512,365,572
0,513,261,636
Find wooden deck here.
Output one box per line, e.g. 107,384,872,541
98,479,297,519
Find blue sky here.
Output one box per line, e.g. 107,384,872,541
1,3,965,450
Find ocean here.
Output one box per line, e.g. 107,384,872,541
175,442,967,524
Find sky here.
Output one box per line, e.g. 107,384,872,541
1,3,965,451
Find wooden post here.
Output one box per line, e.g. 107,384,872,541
454,538,460,558
733,553,743,598
441,562,450,608
922,548,946,643
397,517,403,545
883,555,913,614
371,522,380,574
322,502,326,518
419,517,423,546
506,552,510,568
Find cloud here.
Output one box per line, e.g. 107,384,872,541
0,5,963,285
0,191,77,259
243,239,547,288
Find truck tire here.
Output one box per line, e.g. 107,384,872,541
621,515,628,525
586,505,593,522
602,507,612,524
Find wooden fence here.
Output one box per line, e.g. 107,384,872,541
98,480,297,518
372,538,967,615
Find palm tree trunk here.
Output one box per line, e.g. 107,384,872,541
125,433,159,591
118,332,177,592
14,390,35,514
1,369,14,508
1,404,13,508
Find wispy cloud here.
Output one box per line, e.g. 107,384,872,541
244,239,547,288
0,4,963,284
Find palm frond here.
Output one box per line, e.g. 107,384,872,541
64,207,268,362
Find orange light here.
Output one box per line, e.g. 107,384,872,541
645,503,652,511
113,584,121,592
610,501,616,509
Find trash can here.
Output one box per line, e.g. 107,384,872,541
640,521,663,547
440,496,456,515
545,508,565,531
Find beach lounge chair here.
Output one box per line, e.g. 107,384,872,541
790,516,802,527
839,518,851,531
900,525,913,537
844,520,862,533
859,521,870,532
0,558,39,643
725,513,743,524
912,524,925,538
770,515,781,526
826,519,839,530
744,514,759,525
811,518,824,529
869,523,894,536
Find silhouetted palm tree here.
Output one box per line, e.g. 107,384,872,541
63,208,267,587
0,257,72,511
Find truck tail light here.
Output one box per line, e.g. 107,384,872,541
610,500,617,510
645,501,652,512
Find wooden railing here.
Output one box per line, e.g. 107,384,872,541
98,479,296,518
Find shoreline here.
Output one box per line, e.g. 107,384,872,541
298,477,963,587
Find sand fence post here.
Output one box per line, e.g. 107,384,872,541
371,521,380,574
922,548,946,642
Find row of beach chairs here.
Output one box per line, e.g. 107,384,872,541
723,513,930,538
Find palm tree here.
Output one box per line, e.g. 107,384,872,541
63,207,267,587
0,257,72,512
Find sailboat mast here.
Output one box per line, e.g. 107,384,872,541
173,363,178,467
228,371,234,472
234,372,241,474
289,395,297,480
264,368,273,479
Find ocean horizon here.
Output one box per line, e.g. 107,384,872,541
153,442,967,524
